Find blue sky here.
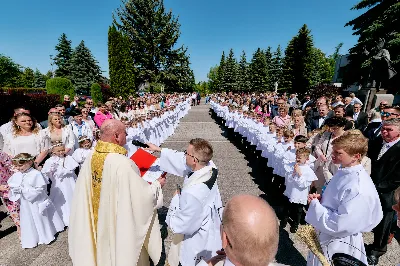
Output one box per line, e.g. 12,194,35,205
0,0,364,82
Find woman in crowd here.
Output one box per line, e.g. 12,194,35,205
3,113,48,167
41,113,75,155
313,116,347,192
272,106,291,129
81,107,96,133
94,102,113,128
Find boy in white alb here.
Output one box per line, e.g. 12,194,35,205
146,138,223,266
281,148,317,233
305,132,383,266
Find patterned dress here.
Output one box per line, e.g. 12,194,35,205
0,152,20,226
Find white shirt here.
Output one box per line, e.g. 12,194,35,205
318,116,326,128
353,112,359,121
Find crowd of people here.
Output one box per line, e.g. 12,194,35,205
210,91,400,266
0,89,399,266
0,93,192,248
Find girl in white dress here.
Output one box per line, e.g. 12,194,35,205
42,143,78,226
7,153,64,248
72,136,93,168
281,148,317,233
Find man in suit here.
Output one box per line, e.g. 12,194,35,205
364,106,400,141
367,118,400,265
270,98,286,118
352,103,368,131
307,104,332,132
343,97,354,117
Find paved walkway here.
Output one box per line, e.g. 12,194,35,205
0,102,399,265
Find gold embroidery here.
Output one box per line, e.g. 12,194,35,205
91,140,127,234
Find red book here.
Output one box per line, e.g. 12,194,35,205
130,148,165,183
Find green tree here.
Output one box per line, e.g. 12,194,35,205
310,48,333,85
271,45,283,90
281,24,315,96
207,66,219,92
46,77,75,100
345,0,400,88
90,83,103,104
114,0,194,91
108,24,136,97
33,69,46,88
264,46,273,90
249,48,268,91
216,51,226,91
54,33,73,78
237,50,250,91
223,49,238,91
20,67,35,88
0,54,22,87
69,40,102,95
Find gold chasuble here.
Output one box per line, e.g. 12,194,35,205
68,141,162,266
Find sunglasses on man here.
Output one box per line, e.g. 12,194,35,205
381,111,400,117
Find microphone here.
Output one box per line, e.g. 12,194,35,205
131,140,149,148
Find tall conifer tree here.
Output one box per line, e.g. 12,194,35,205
108,25,136,97
238,51,250,91
216,51,226,91
54,33,73,78
265,46,273,90
281,24,315,95
69,41,101,95
223,49,238,91
249,48,268,91
114,0,194,91
271,45,283,90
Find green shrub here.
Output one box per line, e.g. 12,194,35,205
0,88,46,94
46,77,75,101
91,83,103,104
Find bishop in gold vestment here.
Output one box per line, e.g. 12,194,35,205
68,140,162,266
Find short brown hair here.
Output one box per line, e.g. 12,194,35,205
332,130,368,157
296,147,311,157
189,138,213,164
283,129,294,138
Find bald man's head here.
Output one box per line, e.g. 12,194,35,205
100,119,127,146
222,195,279,266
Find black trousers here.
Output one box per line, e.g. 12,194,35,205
370,210,395,256
282,197,304,227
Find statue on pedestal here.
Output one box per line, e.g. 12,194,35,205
363,38,397,91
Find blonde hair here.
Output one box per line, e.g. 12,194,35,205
332,130,368,157
48,113,65,132
291,109,303,118
12,113,40,136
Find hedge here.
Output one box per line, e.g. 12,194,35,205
91,83,103,104
0,94,60,125
0,88,46,94
46,77,75,101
